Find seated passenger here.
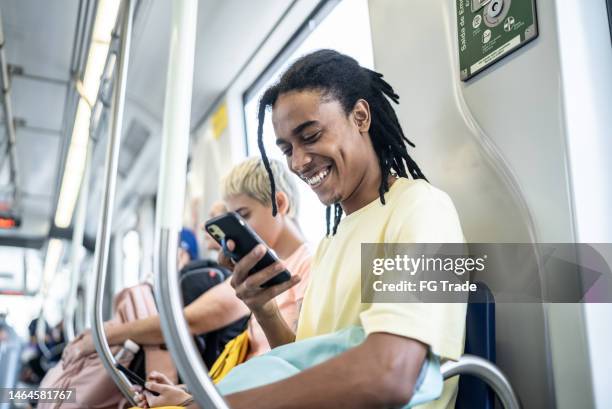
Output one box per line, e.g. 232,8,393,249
142,50,465,409
178,227,200,270
62,158,311,370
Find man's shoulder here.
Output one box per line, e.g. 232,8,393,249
390,178,456,213
387,179,464,242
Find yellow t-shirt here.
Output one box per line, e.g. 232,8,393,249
296,178,466,409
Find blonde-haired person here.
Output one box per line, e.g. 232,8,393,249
134,158,311,408
66,159,310,377
223,157,300,219
219,157,308,360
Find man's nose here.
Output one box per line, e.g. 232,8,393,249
290,147,312,173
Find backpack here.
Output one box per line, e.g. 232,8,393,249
178,259,250,368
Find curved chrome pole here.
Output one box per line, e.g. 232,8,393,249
441,354,521,409
89,0,137,404
154,1,228,408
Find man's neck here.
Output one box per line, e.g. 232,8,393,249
341,172,397,215
273,219,305,259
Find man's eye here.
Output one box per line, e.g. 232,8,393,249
304,131,321,143
282,147,293,157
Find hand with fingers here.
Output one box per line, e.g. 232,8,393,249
220,240,301,317
61,330,95,365
142,374,193,408
131,385,149,408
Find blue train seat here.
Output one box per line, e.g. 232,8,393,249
455,282,496,409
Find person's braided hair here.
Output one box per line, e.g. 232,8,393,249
256,49,427,236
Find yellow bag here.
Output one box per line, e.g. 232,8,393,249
208,330,250,384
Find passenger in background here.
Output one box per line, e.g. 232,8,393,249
178,228,200,270
217,158,310,360
20,318,64,384
63,158,310,371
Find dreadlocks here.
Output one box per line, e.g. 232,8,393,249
256,49,427,236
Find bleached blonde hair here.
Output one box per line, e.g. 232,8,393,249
221,157,300,218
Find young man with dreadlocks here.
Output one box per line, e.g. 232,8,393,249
143,50,465,409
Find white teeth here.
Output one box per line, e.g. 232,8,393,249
304,167,330,186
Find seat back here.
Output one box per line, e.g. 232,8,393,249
456,282,496,409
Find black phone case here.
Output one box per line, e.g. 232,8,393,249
205,212,291,288
115,363,160,396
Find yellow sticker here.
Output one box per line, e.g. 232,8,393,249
211,102,228,140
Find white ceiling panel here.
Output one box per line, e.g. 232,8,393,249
0,0,78,80
125,0,293,124
15,128,61,198
11,77,67,131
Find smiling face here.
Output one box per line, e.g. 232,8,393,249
272,89,382,214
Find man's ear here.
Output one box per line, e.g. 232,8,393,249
275,191,290,216
352,99,371,133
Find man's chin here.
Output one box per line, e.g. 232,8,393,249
317,192,342,207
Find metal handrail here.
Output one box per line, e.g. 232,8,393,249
154,1,229,408
89,0,137,405
35,308,53,359
63,141,92,342
0,7,20,209
441,354,521,409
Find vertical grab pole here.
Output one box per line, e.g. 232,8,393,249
154,1,229,408
89,0,137,404
64,142,92,342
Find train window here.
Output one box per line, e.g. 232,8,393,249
243,0,374,243
0,247,43,336
122,230,141,288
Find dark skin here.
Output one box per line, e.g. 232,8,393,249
142,90,427,409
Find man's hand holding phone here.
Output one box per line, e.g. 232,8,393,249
220,240,301,317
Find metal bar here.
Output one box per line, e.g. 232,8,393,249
22,250,27,294
154,1,228,408
64,141,93,342
89,0,137,404
69,0,85,73
10,123,63,136
10,70,70,87
0,7,20,209
36,308,53,359
64,17,118,340
441,354,521,409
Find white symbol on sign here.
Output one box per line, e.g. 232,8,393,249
504,16,515,32
483,29,492,44
472,15,482,29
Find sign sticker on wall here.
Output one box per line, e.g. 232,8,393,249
456,0,538,81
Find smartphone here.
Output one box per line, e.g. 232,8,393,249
115,363,160,396
205,212,291,288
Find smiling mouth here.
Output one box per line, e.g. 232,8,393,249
302,165,331,188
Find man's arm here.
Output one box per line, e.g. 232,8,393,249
66,278,251,361
107,279,249,345
219,332,427,409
